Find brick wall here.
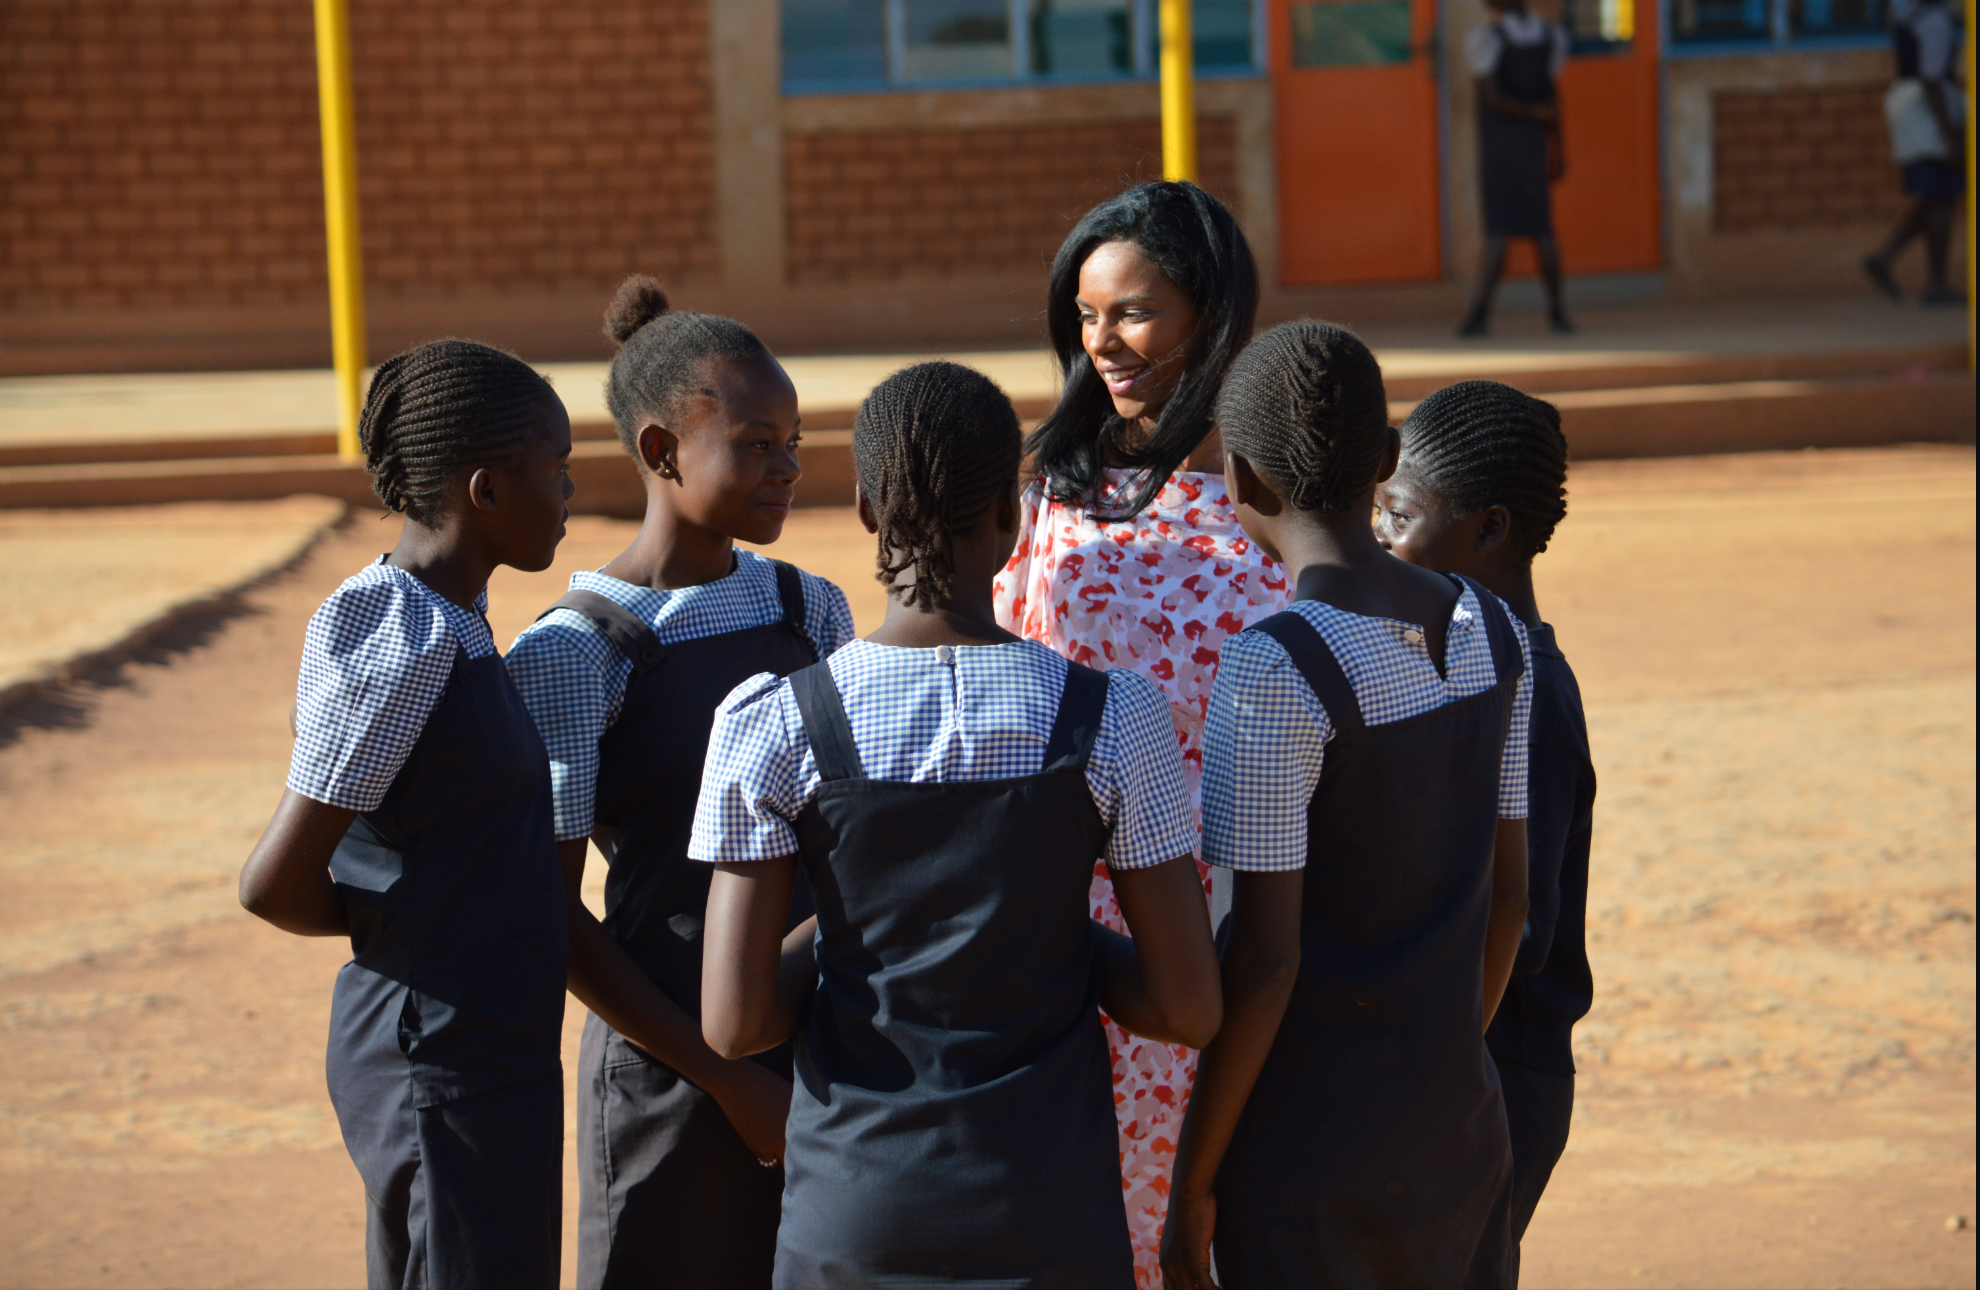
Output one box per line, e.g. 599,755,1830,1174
1,0,715,312
1712,86,1905,232
785,116,1240,283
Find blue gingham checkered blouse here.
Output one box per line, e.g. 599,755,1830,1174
688,637,1198,870
1201,586,1533,874
504,551,855,841
286,559,496,813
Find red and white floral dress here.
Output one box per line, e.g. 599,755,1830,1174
993,468,1290,1286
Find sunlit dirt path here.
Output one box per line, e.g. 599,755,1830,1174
1,445,1971,1288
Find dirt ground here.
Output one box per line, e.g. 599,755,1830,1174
0,445,1972,1289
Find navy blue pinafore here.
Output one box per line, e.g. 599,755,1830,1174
776,657,1134,1289
1213,576,1524,1290
543,562,817,1290
325,647,568,1290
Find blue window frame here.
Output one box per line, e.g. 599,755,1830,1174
1669,0,1898,50
782,0,1262,93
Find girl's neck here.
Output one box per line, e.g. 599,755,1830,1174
868,587,1017,650
386,521,495,612
603,505,736,590
1472,563,1543,630
1268,509,1392,593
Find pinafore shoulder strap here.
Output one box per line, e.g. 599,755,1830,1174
1042,661,1109,773
538,590,666,677
789,660,864,782
1251,611,1367,737
771,560,818,662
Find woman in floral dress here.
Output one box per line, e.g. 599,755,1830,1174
994,181,1288,1286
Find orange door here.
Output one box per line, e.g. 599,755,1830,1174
1273,0,1445,285
1550,29,1661,273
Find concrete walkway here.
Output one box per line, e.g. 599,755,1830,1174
0,296,1965,451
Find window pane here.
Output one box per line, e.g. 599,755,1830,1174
1032,0,1135,76
1560,0,1634,48
784,0,889,85
1789,0,1885,36
1671,0,1771,42
1290,0,1413,66
1195,0,1257,68
906,0,1013,80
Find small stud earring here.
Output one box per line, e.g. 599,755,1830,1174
658,461,678,480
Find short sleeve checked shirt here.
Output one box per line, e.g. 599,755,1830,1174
285,559,495,813
688,638,1198,871
1201,586,1533,873
504,550,856,841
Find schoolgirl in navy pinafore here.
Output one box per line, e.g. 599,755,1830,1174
776,657,1133,1288
317,576,568,1290
1212,574,1526,1290
527,559,826,1288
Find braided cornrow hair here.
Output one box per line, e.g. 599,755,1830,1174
853,362,1022,607
357,339,559,523
1399,380,1568,559
1215,320,1391,512
602,274,770,454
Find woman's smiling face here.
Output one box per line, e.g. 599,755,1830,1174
1076,239,1199,428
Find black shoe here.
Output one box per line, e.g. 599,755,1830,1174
1458,305,1489,337
1862,255,1902,300
1921,283,1967,307
1548,309,1576,334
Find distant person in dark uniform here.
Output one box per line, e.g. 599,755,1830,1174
1864,0,1966,306
1461,0,1574,337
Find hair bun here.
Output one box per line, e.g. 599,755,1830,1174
603,274,670,346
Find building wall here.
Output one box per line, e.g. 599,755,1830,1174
1711,85,1904,232
1665,48,1960,296
3,0,1945,376
784,117,1238,283
2,0,717,370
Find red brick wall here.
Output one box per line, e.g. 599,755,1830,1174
0,0,715,312
1712,86,1905,232
785,116,1240,282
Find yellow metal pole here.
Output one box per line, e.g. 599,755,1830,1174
312,0,367,462
1160,0,1198,182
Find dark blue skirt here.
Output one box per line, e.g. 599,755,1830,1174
1904,158,1965,198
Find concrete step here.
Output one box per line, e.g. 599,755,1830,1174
0,370,1968,515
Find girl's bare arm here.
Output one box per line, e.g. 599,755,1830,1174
1092,852,1223,1049
702,853,815,1058
1160,869,1305,1289
239,789,356,937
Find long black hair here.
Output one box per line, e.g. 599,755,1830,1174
1027,180,1259,518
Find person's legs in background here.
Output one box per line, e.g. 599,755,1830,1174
1462,234,1511,336
1865,197,1934,298
1867,159,1968,304
1919,195,1962,303
1535,234,1573,333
